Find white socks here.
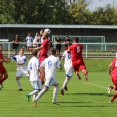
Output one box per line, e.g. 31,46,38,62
35,88,47,101
53,85,59,101
29,90,39,96
62,78,69,90
16,80,22,89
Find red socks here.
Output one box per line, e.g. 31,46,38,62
111,92,117,102
0,76,7,84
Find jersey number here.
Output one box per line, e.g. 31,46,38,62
77,46,80,53
68,53,71,59
115,60,117,67
48,61,52,68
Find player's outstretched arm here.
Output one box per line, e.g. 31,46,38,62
108,63,112,75
29,45,43,51
0,58,10,63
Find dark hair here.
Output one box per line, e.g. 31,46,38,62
68,43,72,47
41,28,44,32
50,47,56,55
0,44,2,47
32,50,38,56
73,37,79,42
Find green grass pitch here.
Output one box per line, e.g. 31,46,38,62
0,59,117,117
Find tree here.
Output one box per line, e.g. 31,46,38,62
0,0,15,23
67,0,91,24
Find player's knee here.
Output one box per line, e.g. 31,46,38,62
55,83,59,88
4,73,8,78
82,69,88,75
16,77,20,80
44,87,48,91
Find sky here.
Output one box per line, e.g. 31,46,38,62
88,0,117,11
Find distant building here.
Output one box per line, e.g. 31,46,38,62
0,24,117,42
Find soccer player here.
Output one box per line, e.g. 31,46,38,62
29,32,49,85
11,48,29,91
26,50,42,102
0,44,10,89
61,43,73,95
108,58,117,103
33,48,62,107
68,37,88,81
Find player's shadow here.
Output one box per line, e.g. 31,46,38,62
66,92,113,97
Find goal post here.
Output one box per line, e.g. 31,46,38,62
52,35,105,51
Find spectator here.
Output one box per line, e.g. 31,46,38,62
64,35,71,50
12,35,20,55
25,33,33,51
33,33,40,48
55,36,61,56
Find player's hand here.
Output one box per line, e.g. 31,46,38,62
108,70,111,75
29,48,33,51
5,59,10,64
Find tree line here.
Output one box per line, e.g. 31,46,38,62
0,0,117,25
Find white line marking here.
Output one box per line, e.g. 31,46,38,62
85,82,107,89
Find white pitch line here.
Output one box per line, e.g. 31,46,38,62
85,82,107,89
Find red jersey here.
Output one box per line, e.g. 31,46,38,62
40,39,49,55
111,58,117,75
0,52,3,65
69,43,83,61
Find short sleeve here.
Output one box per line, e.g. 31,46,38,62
23,56,26,63
11,55,17,61
57,58,62,68
61,51,66,58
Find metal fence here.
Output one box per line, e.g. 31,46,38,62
0,42,117,58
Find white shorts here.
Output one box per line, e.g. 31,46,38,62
45,78,58,88
16,69,29,77
64,65,73,78
30,80,42,90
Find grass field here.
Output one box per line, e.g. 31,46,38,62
0,59,117,117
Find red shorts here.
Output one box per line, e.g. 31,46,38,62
111,74,117,86
0,65,7,75
72,59,86,73
39,55,48,64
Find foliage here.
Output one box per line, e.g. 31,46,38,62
0,0,117,24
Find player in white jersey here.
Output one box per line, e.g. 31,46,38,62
61,43,73,95
33,48,62,107
26,50,42,102
11,48,29,91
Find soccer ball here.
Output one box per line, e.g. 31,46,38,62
44,29,51,34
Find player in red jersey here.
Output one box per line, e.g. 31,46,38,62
68,37,88,81
0,44,10,90
108,58,117,103
29,32,49,84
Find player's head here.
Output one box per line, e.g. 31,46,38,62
43,32,48,39
73,37,79,43
19,48,24,55
28,33,31,36
50,47,56,55
0,44,3,51
32,50,38,57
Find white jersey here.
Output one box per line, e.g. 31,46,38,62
62,50,72,66
28,57,40,81
41,55,62,79
25,36,33,46
11,54,28,70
